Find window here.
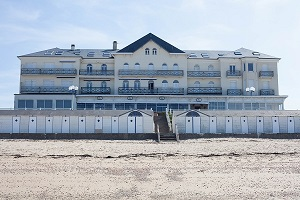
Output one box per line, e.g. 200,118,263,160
208,81,214,87
87,52,95,57
234,51,242,55
95,103,113,110
87,81,92,88
201,53,209,58
101,64,107,71
173,80,179,88
194,65,200,71
209,102,225,110
162,63,168,70
87,64,92,73
208,65,214,71
43,80,54,86
56,100,71,109
152,48,157,55
186,111,200,117
123,63,129,70
248,63,254,71
101,81,107,88
37,100,52,109
18,100,33,109
135,63,140,70
134,80,140,89
125,103,135,110
162,80,168,88
145,48,150,55
228,103,243,110
173,64,179,70
123,80,129,88
194,81,200,87
148,63,154,70
229,65,235,72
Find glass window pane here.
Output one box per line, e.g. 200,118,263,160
115,103,125,110
56,100,63,108
95,103,105,110
26,100,33,108
244,103,251,110
169,104,179,110
104,103,113,110
45,100,52,108
252,103,259,110
125,103,135,110
37,100,44,108
64,100,71,108
236,103,243,110
86,103,94,110
18,100,25,108
77,103,85,110
137,103,147,110
147,103,156,111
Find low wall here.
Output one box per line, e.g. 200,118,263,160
0,133,300,140
0,133,157,140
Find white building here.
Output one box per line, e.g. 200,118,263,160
15,33,287,111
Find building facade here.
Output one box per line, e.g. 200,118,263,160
15,33,287,112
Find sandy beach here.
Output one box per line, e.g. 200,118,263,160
0,138,299,199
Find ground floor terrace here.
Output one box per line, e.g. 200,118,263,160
14,94,287,111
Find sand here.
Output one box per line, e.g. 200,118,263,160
0,138,300,199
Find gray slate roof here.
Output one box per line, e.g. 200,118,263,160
18,33,279,60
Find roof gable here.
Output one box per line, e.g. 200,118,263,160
117,33,185,54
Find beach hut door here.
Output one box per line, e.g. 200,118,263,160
241,117,248,134
225,117,232,133
12,117,20,133
112,117,119,133
79,117,86,133
62,117,70,133
256,117,264,134
287,117,295,133
46,117,53,133
209,117,217,133
272,117,279,133
29,117,37,133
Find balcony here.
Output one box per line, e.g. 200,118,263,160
227,89,242,95
20,86,70,94
187,87,222,95
118,70,183,76
81,87,111,94
260,89,275,95
226,70,242,77
187,71,221,77
79,69,114,76
21,68,77,75
259,71,274,78
118,87,184,95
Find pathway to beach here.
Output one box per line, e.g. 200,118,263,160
0,138,300,199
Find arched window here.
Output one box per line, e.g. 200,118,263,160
152,48,157,55
208,65,214,71
162,63,168,70
162,80,168,88
101,81,107,88
186,111,200,117
135,63,140,70
134,80,140,89
128,111,143,117
173,64,179,70
208,81,214,87
101,64,107,71
123,63,129,69
194,81,200,87
148,63,154,70
173,80,179,88
194,65,200,71
87,64,92,73
145,48,150,55
123,80,129,88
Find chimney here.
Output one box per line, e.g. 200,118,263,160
71,44,75,51
113,41,117,51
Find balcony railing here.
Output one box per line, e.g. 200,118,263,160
81,87,111,94
118,87,184,95
259,71,274,78
21,68,77,75
118,70,183,76
227,89,242,95
187,87,222,95
79,69,114,76
260,89,275,95
226,70,242,77
20,86,70,94
187,71,221,77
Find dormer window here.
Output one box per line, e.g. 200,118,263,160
145,48,150,55
152,48,157,55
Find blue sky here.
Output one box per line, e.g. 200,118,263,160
0,0,299,109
